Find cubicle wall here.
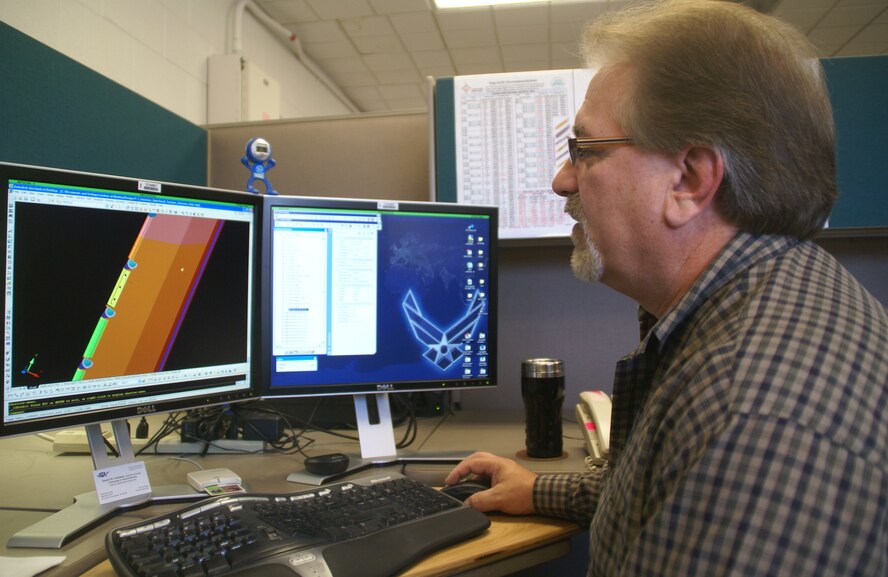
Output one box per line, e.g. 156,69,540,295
206,109,887,412
206,112,430,201
0,22,206,185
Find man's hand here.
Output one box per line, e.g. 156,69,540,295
444,451,538,515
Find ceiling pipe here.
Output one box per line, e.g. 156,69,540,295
231,0,361,114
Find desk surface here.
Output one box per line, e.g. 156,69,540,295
0,410,588,576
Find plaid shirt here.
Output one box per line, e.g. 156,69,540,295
534,232,888,576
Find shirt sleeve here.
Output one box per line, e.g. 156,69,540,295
533,463,609,526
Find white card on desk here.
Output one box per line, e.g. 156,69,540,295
93,460,151,504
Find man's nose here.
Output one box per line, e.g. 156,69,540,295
552,159,576,198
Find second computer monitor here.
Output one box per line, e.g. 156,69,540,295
260,196,497,400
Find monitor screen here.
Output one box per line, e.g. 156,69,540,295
260,196,497,398
0,162,260,438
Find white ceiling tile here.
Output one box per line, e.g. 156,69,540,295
853,21,888,42
808,25,861,52
492,4,548,27
390,10,439,33
305,0,373,19
435,7,494,30
258,0,319,24
552,56,584,70
457,61,504,75
329,69,380,86
364,52,415,70
501,42,549,62
400,31,446,51
251,0,887,112
498,25,548,45
773,8,832,33
777,0,836,8
835,0,888,7
323,56,373,74
293,21,349,42
304,40,361,59
411,49,453,67
811,25,863,45
346,85,383,100
551,19,588,39
836,40,888,56
369,0,433,13
418,64,456,77
451,45,501,66
550,1,608,22
342,15,395,37
378,82,423,99
384,96,427,109
504,61,550,72
353,35,405,53
373,67,423,83
441,27,497,48
821,4,885,26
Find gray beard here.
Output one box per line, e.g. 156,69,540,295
570,226,604,283
565,196,603,283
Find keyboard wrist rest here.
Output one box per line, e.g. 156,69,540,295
323,507,490,577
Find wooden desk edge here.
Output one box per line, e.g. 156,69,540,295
404,514,583,577
80,514,582,577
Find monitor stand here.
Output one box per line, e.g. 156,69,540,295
8,419,205,549
286,392,470,486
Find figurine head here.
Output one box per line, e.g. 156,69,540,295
246,138,272,163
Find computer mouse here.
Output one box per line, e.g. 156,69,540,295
440,478,491,502
304,452,349,476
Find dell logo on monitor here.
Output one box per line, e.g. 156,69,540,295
377,384,395,391
137,405,157,414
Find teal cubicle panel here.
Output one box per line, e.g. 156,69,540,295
0,22,206,185
434,77,457,203
822,55,888,229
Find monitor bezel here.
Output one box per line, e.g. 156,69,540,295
0,162,262,438
258,194,498,399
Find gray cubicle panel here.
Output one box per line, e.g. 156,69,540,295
206,112,430,201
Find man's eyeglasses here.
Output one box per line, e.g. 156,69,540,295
567,136,634,165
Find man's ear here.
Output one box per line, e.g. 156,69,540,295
664,145,724,229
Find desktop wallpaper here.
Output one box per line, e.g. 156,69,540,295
269,210,491,389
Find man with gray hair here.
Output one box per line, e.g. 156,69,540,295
446,1,887,575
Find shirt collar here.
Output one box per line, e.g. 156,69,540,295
637,232,800,354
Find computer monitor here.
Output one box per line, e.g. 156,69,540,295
0,162,260,547
259,195,497,483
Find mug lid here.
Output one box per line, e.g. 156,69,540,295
521,358,564,378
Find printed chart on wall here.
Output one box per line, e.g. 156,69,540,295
448,69,594,240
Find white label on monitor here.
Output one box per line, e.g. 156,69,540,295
138,180,162,193
93,461,152,504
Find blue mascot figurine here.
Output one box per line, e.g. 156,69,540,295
241,137,278,195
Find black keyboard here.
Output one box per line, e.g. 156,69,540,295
105,472,490,577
